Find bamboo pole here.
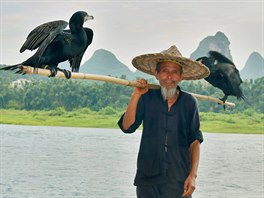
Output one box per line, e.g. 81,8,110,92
20,66,235,108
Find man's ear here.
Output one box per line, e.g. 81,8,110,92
180,74,184,80
180,72,184,80
155,71,159,80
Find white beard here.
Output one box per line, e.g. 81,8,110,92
161,86,177,101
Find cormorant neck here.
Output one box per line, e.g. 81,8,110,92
69,21,83,33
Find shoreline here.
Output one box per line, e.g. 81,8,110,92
1,123,263,135
1,109,263,134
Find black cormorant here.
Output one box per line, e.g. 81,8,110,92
196,51,246,104
0,11,94,78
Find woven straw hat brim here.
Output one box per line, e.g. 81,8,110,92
132,53,210,80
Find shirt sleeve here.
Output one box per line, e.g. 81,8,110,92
188,97,204,145
117,96,144,134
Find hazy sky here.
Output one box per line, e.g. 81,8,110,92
0,0,263,71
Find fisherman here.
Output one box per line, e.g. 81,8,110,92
118,45,209,198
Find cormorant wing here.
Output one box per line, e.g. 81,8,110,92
209,51,235,65
228,72,244,99
217,62,243,84
213,63,243,97
20,20,68,53
198,51,245,100
205,67,226,89
209,51,243,84
69,28,93,72
234,67,243,84
69,54,84,72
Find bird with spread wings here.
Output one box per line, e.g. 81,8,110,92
1,11,94,78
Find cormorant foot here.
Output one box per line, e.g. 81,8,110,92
48,68,57,77
57,68,71,79
219,96,227,111
62,69,71,79
33,66,40,73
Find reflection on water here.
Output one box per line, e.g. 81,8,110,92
0,124,263,198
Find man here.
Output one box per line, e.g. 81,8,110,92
118,46,209,198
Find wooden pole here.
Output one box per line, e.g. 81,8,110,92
20,66,235,108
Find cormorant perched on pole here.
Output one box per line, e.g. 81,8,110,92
0,11,94,78
196,51,246,105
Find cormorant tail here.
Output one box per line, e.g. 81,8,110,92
0,64,22,71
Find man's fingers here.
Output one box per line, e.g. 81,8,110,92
140,80,149,89
137,79,147,86
182,186,195,197
183,180,189,195
134,79,149,95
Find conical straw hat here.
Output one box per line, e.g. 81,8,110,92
132,45,210,80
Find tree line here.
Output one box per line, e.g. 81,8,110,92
0,71,263,113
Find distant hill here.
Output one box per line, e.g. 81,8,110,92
80,49,134,78
189,31,264,80
134,70,157,82
2,31,262,82
80,49,157,81
190,31,233,61
240,52,264,80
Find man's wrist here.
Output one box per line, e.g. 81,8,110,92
189,172,197,179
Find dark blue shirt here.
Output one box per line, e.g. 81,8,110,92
118,87,203,190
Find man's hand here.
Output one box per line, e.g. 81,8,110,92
182,174,196,197
133,79,149,96
182,140,200,197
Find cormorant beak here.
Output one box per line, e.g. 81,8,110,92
197,59,203,64
84,15,94,22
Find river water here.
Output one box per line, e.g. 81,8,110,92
0,124,263,198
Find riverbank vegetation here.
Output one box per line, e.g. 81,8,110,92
1,108,263,134
0,70,263,134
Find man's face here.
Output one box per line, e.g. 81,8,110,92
155,61,183,89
